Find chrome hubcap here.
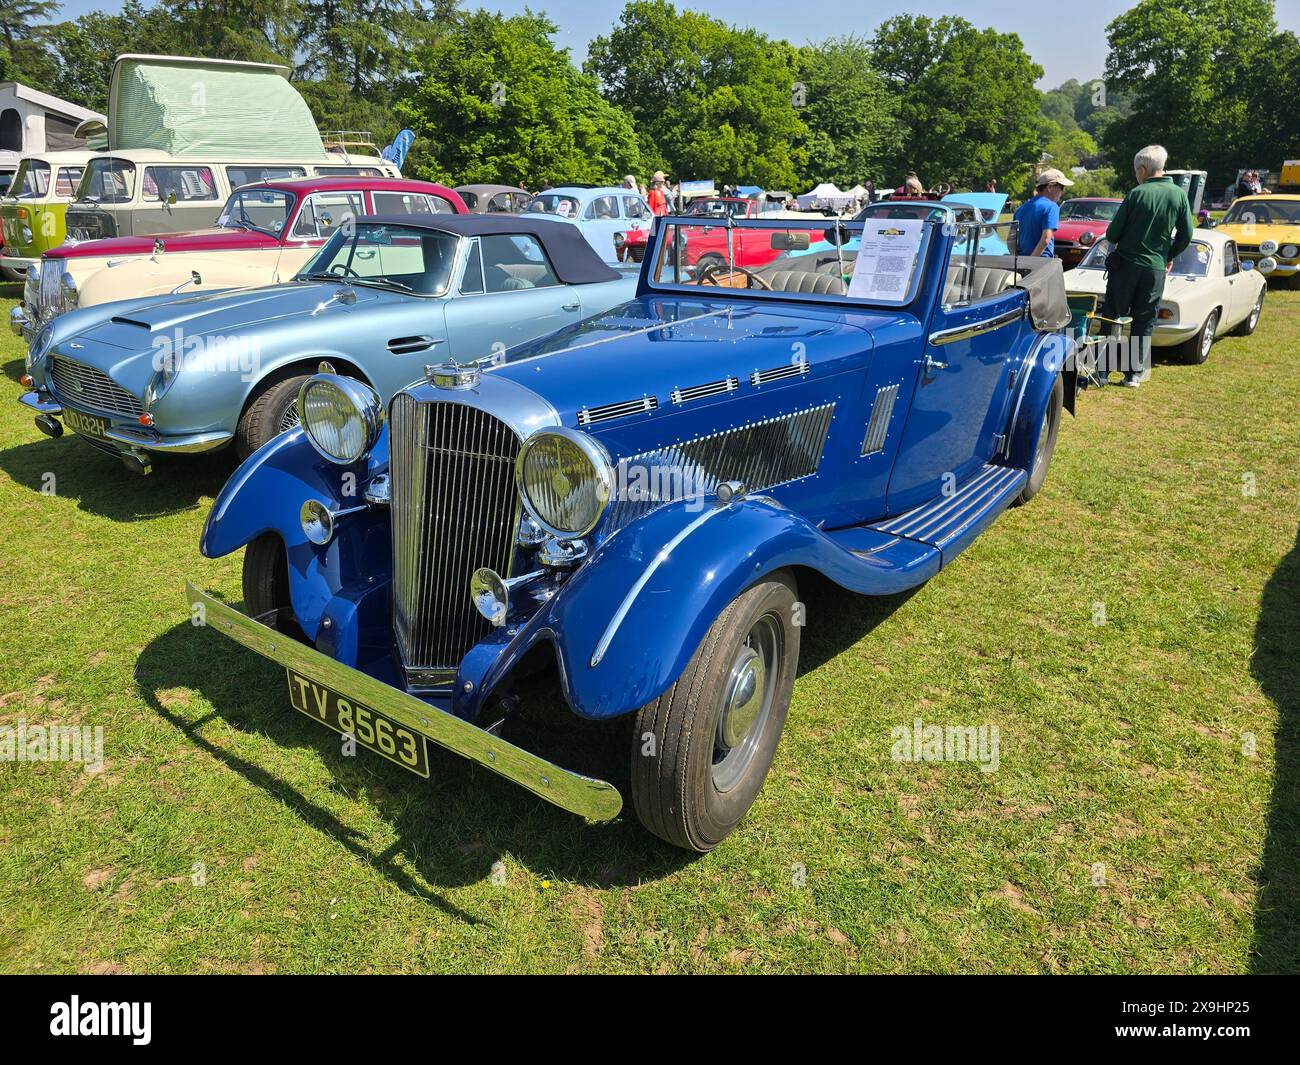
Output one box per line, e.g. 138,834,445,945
713,613,781,792
1202,317,1215,357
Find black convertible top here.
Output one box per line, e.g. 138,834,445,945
355,214,621,285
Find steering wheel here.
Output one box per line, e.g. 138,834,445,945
697,262,772,290
328,263,361,278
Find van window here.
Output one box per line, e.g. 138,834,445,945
316,166,384,177
372,190,454,216
56,168,84,196
13,159,51,198
227,165,307,187
293,191,364,239
142,166,218,202
79,158,136,203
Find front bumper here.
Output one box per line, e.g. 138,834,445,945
17,391,234,454
184,582,623,822
0,252,37,275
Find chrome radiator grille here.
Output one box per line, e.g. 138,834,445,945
38,259,63,320
389,393,521,688
49,355,143,417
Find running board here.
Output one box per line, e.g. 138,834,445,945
870,463,1026,565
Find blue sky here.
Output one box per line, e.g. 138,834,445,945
44,0,1300,88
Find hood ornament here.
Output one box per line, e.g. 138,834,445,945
426,359,481,390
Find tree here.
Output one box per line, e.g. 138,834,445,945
0,0,61,86
793,36,900,189
1102,0,1282,185
586,1,806,187
395,10,640,188
871,15,1043,191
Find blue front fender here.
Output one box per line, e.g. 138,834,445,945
457,496,940,721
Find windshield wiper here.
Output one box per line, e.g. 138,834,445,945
348,276,416,293
299,272,346,284
228,218,276,238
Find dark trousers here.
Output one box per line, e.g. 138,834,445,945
1102,257,1165,379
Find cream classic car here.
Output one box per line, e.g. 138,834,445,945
12,176,466,342
1064,229,1267,364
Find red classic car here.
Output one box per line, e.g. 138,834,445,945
17,176,467,336
619,197,776,264
1052,197,1122,267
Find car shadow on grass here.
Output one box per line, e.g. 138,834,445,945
134,619,697,909
795,569,920,676
1250,525,1299,973
4,356,27,385
0,433,233,521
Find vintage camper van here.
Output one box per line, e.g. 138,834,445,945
0,82,104,279
58,55,399,245
0,150,100,276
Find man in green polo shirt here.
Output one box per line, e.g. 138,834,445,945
1102,144,1195,387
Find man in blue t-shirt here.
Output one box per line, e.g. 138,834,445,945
1014,168,1074,256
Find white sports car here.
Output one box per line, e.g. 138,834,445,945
1063,229,1267,364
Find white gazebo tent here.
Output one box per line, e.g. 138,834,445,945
796,182,856,212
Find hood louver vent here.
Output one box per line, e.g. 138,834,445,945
750,361,809,386
671,377,739,404
577,395,659,425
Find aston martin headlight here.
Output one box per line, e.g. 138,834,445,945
59,271,78,312
1280,244,1299,261
516,427,615,538
298,373,383,464
27,324,54,374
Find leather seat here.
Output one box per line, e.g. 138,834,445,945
765,270,847,295
942,265,1015,304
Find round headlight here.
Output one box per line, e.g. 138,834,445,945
1079,230,1096,246
28,324,54,373
1280,244,1299,260
516,427,614,538
21,225,33,244
298,374,383,464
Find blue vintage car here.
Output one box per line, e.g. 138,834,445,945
524,186,653,263
187,211,1075,851
17,215,637,472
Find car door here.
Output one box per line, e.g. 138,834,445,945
583,194,623,261
442,233,583,359
887,232,1025,514
130,164,223,235
1220,239,1250,326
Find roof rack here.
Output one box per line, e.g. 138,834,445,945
321,130,380,155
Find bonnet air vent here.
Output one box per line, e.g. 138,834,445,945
577,395,659,425
671,377,739,404
861,384,899,455
750,361,809,386
109,316,152,329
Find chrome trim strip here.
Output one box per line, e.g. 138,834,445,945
577,394,659,425
590,503,732,668
928,304,1024,347
104,426,234,453
185,582,622,821
18,391,62,415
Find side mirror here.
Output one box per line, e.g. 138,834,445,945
770,231,810,251
822,223,851,247
166,191,177,206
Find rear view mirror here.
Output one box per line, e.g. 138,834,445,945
770,231,811,251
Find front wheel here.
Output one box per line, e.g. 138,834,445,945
630,571,800,851
234,374,311,461
242,533,305,640
1014,372,1063,506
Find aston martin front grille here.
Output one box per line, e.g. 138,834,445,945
389,393,521,689
48,355,143,417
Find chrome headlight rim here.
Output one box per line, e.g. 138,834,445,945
1279,244,1299,260
59,270,77,312
516,426,615,540
28,323,55,374
298,373,384,465
1079,230,1097,246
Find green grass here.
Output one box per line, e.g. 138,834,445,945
0,279,1296,974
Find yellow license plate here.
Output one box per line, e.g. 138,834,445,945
286,670,430,777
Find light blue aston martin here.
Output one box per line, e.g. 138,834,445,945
18,214,638,472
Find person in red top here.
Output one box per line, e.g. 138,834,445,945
647,177,668,216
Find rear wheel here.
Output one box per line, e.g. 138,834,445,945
1178,308,1219,365
1014,373,1063,506
234,374,310,461
630,572,800,851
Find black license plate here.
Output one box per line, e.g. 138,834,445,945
286,670,430,777
63,407,109,439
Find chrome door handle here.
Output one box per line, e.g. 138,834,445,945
562,301,580,311
924,354,948,374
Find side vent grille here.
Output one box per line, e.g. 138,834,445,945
387,335,435,355
861,384,899,455
750,361,809,386
577,395,659,425
671,377,738,404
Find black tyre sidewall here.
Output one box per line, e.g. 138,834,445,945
1015,372,1063,505
235,375,309,461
